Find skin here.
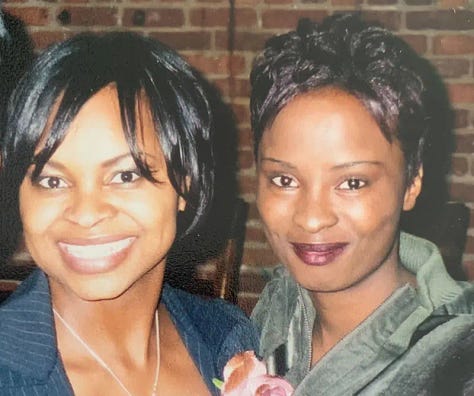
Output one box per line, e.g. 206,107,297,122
256,88,422,363
19,86,210,395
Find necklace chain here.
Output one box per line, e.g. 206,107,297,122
53,307,160,396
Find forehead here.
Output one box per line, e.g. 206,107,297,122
40,85,160,157
260,89,403,166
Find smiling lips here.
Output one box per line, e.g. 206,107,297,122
58,237,135,274
292,242,348,266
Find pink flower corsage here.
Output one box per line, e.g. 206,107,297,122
213,350,294,396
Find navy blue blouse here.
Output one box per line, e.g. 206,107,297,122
0,269,259,395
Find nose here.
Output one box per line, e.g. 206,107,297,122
64,187,116,228
293,188,337,233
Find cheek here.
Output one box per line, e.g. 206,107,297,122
19,188,61,237
256,189,291,235
125,188,179,231
340,187,403,237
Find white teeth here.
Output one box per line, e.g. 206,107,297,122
61,238,134,260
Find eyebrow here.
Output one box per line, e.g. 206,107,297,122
260,158,383,170
41,152,158,171
331,161,383,170
259,157,297,170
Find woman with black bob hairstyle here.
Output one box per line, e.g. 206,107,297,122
251,13,474,395
0,32,258,395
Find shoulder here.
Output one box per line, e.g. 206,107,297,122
163,283,252,328
163,284,259,360
381,314,474,395
251,266,298,330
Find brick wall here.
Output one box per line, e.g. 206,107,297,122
3,0,474,312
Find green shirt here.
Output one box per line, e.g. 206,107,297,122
251,232,474,395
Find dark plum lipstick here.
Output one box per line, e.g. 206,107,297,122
292,242,348,266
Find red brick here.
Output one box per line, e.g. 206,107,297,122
214,78,250,98
359,11,401,31
238,149,255,170
368,0,397,4
331,0,363,4
230,0,262,5
4,6,49,26
185,54,245,75
264,0,295,3
465,235,474,254
231,103,250,124
464,261,474,282
238,127,253,149
439,0,469,6
241,245,277,267
455,134,474,153
63,0,89,4
216,31,273,51
56,7,117,26
238,175,256,195
405,0,433,4
123,8,184,27
262,9,328,29
247,201,260,222
398,34,427,55
245,225,267,244
433,35,474,55
406,10,474,30
432,58,470,79
190,7,257,28
150,31,211,50
237,294,259,316
451,156,469,176
449,183,474,203
190,7,228,27
239,269,270,294
454,109,469,128
448,84,474,104
30,31,73,50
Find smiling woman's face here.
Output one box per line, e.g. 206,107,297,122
19,86,186,302
256,89,422,294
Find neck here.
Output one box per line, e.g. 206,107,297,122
310,259,416,359
51,266,164,364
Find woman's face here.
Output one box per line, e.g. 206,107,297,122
256,89,421,294
19,86,185,302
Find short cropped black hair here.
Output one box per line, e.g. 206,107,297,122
251,13,428,183
1,32,214,259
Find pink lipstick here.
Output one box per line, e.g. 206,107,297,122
292,242,347,266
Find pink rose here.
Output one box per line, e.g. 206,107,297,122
221,351,294,396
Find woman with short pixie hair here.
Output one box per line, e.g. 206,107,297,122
251,14,474,395
0,32,258,396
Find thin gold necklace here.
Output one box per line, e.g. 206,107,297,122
53,308,160,396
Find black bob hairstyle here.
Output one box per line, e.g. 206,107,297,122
1,32,214,259
250,13,429,184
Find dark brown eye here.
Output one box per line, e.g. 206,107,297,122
271,175,297,188
338,177,367,190
110,170,140,184
121,171,134,183
38,176,66,189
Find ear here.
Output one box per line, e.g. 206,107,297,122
178,176,191,212
178,195,187,212
403,166,423,211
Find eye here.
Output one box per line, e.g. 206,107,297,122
110,170,141,184
337,177,367,190
37,176,68,189
271,175,298,188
